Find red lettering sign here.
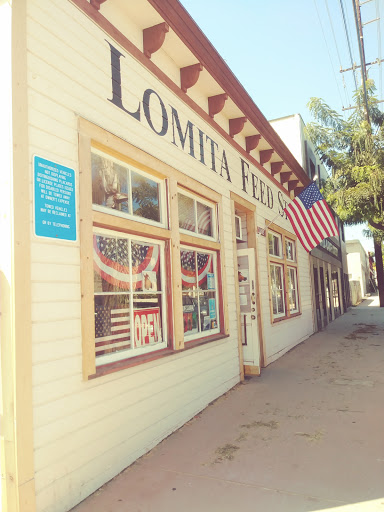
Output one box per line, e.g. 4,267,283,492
134,308,162,347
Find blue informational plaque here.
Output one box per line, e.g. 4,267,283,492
34,156,76,241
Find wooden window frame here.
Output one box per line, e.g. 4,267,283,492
266,222,301,324
79,118,228,379
178,187,218,241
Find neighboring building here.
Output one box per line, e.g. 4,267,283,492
346,239,370,304
270,114,350,330
1,3,342,512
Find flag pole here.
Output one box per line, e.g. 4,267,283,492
264,212,283,232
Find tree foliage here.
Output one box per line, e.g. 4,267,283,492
306,79,384,306
306,80,384,232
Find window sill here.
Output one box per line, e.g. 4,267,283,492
89,333,230,379
272,311,302,324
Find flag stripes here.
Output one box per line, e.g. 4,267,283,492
95,306,131,356
284,182,339,253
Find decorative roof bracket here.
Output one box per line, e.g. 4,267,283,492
288,180,299,191
229,117,247,138
259,149,274,165
245,135,261,153
180,63,203,93
90,0,107,10
208,93,228,118
280,171,292,184
270,161,284,175
143,22,170,59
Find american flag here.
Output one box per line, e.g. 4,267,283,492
284,182,339,252
93,235,159,289
181,250,212,288
95,303,130,356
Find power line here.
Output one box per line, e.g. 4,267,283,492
313,0,345,111
325,0,350,106
339,0,359,91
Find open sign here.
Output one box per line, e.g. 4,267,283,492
134,308,162,346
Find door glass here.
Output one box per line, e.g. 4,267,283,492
238,255,251,313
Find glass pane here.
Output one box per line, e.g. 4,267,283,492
268,233,274,255
270,264,276,287
197,252,214,290
286,240,295,261
182,292,199,336
94,294,131,358
273,235,280,256
178,193,196,232
91,152,129,213
275,265,283,289
199,292,218,332
133,294,163,347
93,234,130,292
272,296,277,315
197,202,213,237
131,241,161,292
277,291,284,313
181,250,197,290
235,216,241,239
131,171,160,222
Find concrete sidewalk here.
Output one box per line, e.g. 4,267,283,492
71,297,384,512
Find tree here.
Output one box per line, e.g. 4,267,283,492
306,80,384,306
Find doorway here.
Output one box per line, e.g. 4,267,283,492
231,192,263,377
237,248,260,369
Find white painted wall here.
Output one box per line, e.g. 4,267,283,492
270,115,304,167
0,4,12,507
0,1,12,290
346,240,369,298
22,2,314,511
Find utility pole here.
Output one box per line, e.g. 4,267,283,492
352,0,370,123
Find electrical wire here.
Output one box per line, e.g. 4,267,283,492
325,0,351,107
313,0,345,113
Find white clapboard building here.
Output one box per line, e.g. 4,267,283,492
1,1,330,511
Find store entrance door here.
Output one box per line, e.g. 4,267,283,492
237,248,260,373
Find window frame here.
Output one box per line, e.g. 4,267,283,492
91,147,168,229
79,118,228,379
180,245,221,341
268,231,282,258
269,261,286,319
235,215,242,241
178,187,218,241
93,227,168,367
267,223,301,323
287,266,299,314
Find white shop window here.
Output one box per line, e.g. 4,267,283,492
267,228,300,322
285,239,296,262
288,267,299,313
178,190,217,240
270,263,285,318
91,149,167,228
180,247,220,340
93,228,167,366
268,231,282,258
235,215,242,240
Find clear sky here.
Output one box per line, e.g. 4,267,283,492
179,0,384,253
